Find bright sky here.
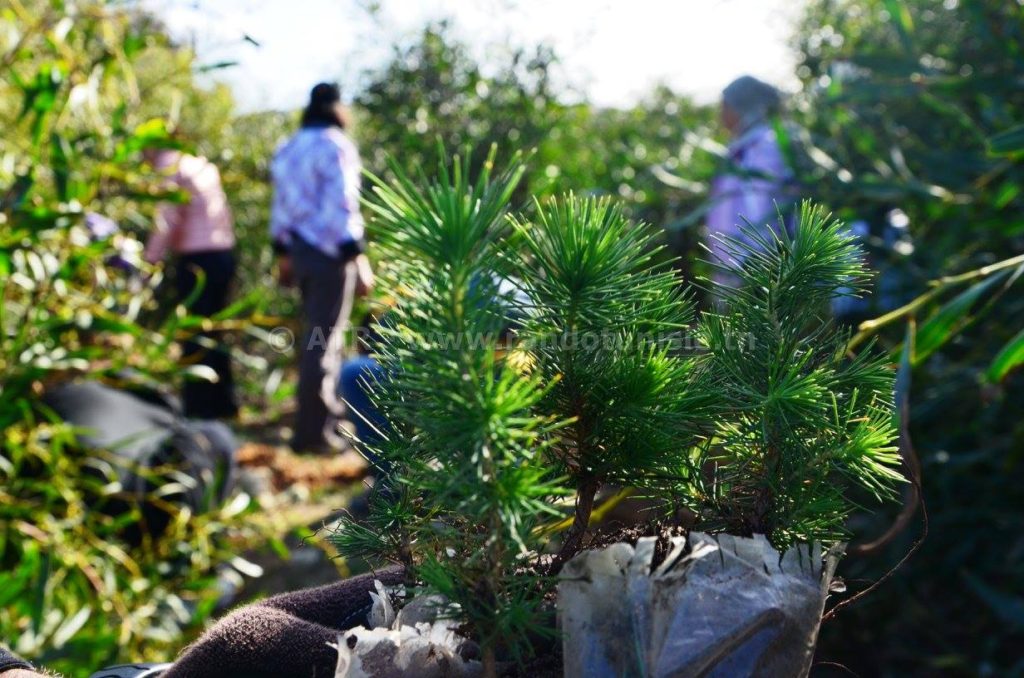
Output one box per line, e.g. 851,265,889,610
149,0,804,112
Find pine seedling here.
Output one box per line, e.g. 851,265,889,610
332,151,904,673
695,202,905,547
509,195,717,561
331,149,570,675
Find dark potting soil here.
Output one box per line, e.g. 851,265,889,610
512,644,563,678
583,519,689,571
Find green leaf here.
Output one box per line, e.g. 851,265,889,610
884,0,915,54
914,270,1012,365
994,182,1021,209
134,118,172,140
113,118,183,161
0,544,39,607
122,31,146,58
895,321,914,424
988,124,1024,156
49,132,71,201
197,60,239,73
987,328,1024,383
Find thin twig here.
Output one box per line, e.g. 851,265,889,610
847,252,1024,351
821,483,928,623
811,661,861,677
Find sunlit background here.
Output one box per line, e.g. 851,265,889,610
147,0,803,111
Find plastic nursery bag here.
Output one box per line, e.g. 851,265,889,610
558,532,843,678
332,581,482,678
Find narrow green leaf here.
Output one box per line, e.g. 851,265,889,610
994,182,1021,209
196,60,239,73
989,124,1024,156
965,574,1024,628
884,0,915,53
914,270,1011,365
987,327,1024,383
895,322,914,422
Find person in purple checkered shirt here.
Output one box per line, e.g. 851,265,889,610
706,75,796,288
270,83,374,453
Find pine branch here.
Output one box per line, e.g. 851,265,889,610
698,200,904,547
512,195,716,562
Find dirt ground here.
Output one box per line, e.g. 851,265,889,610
228,411,375,603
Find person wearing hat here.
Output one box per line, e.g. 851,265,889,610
706,75,795,286
270,83,374,453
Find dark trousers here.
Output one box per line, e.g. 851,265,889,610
291,238,347,452
176,249,238,420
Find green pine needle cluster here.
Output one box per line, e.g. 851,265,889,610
508,195,714,559
695,203,904,545
332,149,569,670
330,152,904,670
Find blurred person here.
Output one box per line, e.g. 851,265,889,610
270,82,374,454
338,327,388,461
144,146,238,420
706,75,795,286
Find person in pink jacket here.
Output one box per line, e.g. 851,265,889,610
145,147,238,419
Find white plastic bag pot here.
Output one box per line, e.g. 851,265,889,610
558,532,842,678
332,581,482,678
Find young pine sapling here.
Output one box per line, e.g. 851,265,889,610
694,203,905,547
509,195,715,562
332,151,569,675
333,154,904,674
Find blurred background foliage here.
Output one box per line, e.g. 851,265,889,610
0,2,275,674
1,0,1023,674
782,0,1024,675
352,21,718,279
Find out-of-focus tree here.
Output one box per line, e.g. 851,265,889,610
354,22,560,198
537,86,718,275
354,23,716,273
793,0,1024,290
